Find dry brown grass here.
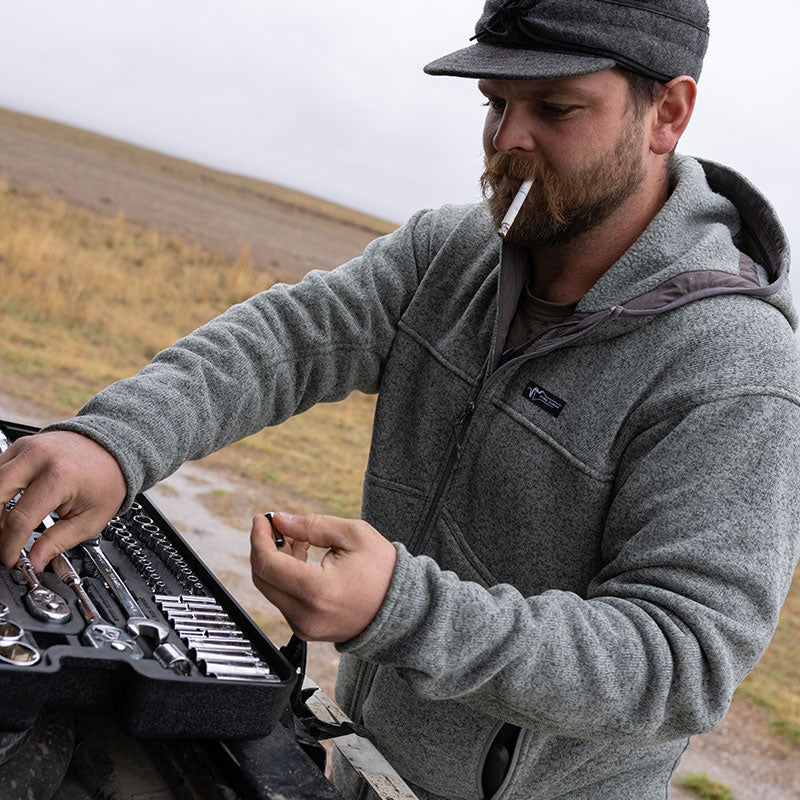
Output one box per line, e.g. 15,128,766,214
0,179,374,517
0,182,265,383
0,106,397,242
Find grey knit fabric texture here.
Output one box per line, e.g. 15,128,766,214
46,154,800,799
424,0,710,82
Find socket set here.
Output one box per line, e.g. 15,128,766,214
0,418,296,739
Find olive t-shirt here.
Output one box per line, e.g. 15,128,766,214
505,281,578,352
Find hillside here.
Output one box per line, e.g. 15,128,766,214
0,106,396,284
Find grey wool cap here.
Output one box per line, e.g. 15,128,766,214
424,0,710,83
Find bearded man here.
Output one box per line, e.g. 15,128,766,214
1,1,798,799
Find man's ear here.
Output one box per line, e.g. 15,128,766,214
649,76,697,156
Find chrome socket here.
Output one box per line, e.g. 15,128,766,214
200,662,278,682
183,638,255,652
172,620,239,635
193,650,263,666
153,641,192,675
139,523,162,544
158,601,224,614
105,519,128,541
165,610,231,623
155,595,218,606
175,628,244,642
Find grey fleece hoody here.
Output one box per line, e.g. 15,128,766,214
50,155,800,800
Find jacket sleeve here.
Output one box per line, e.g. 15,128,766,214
339,391,800,742
45,210,436,506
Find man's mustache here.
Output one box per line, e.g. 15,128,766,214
481,152,568,230
482,153,543,184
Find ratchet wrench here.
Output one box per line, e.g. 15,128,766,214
51,554,143,657
81,536,170,644
15,549,71,623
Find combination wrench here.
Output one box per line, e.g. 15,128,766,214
81,536,171,644
58,542,189,674
51,554,143,657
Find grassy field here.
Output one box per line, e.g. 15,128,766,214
0,179,375,518
0,177,798,755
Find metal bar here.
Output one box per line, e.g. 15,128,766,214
301,676,419,800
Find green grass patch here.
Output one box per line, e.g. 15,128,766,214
677,772,735,800
734,565,800,750
767,718,800,745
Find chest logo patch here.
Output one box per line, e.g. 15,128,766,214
523,382,565,418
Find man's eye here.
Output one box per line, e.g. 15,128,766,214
482,99,505,111
542,104,576,117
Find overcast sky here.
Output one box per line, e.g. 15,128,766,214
2,1,798,301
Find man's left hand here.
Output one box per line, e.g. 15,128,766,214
250,512,397,642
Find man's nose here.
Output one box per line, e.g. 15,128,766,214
492,106,537,154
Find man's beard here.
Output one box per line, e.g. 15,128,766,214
480,124,647,248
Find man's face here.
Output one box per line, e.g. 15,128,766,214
479,70,652,247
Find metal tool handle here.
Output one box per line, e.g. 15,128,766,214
51,554,101,626
82,538,170,643
14,552,41,592
15,550,72,623
82,539,142,619
52,553,144,657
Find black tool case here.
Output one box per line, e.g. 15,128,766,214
0,418,297,741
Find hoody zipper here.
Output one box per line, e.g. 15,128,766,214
347,387,482,730
349,305,622,728
410,303,622,555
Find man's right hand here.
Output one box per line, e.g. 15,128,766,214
0,431,127,571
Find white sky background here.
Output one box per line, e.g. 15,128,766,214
1,1,798,304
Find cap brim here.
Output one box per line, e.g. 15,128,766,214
424,42,615,81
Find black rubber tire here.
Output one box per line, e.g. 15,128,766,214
0,710,75,800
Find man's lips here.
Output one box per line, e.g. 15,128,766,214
499,175,537,195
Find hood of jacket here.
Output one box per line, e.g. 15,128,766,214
492,154,795,366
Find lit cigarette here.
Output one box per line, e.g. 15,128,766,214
498,179,534,238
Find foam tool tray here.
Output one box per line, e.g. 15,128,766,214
0,418,296,740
